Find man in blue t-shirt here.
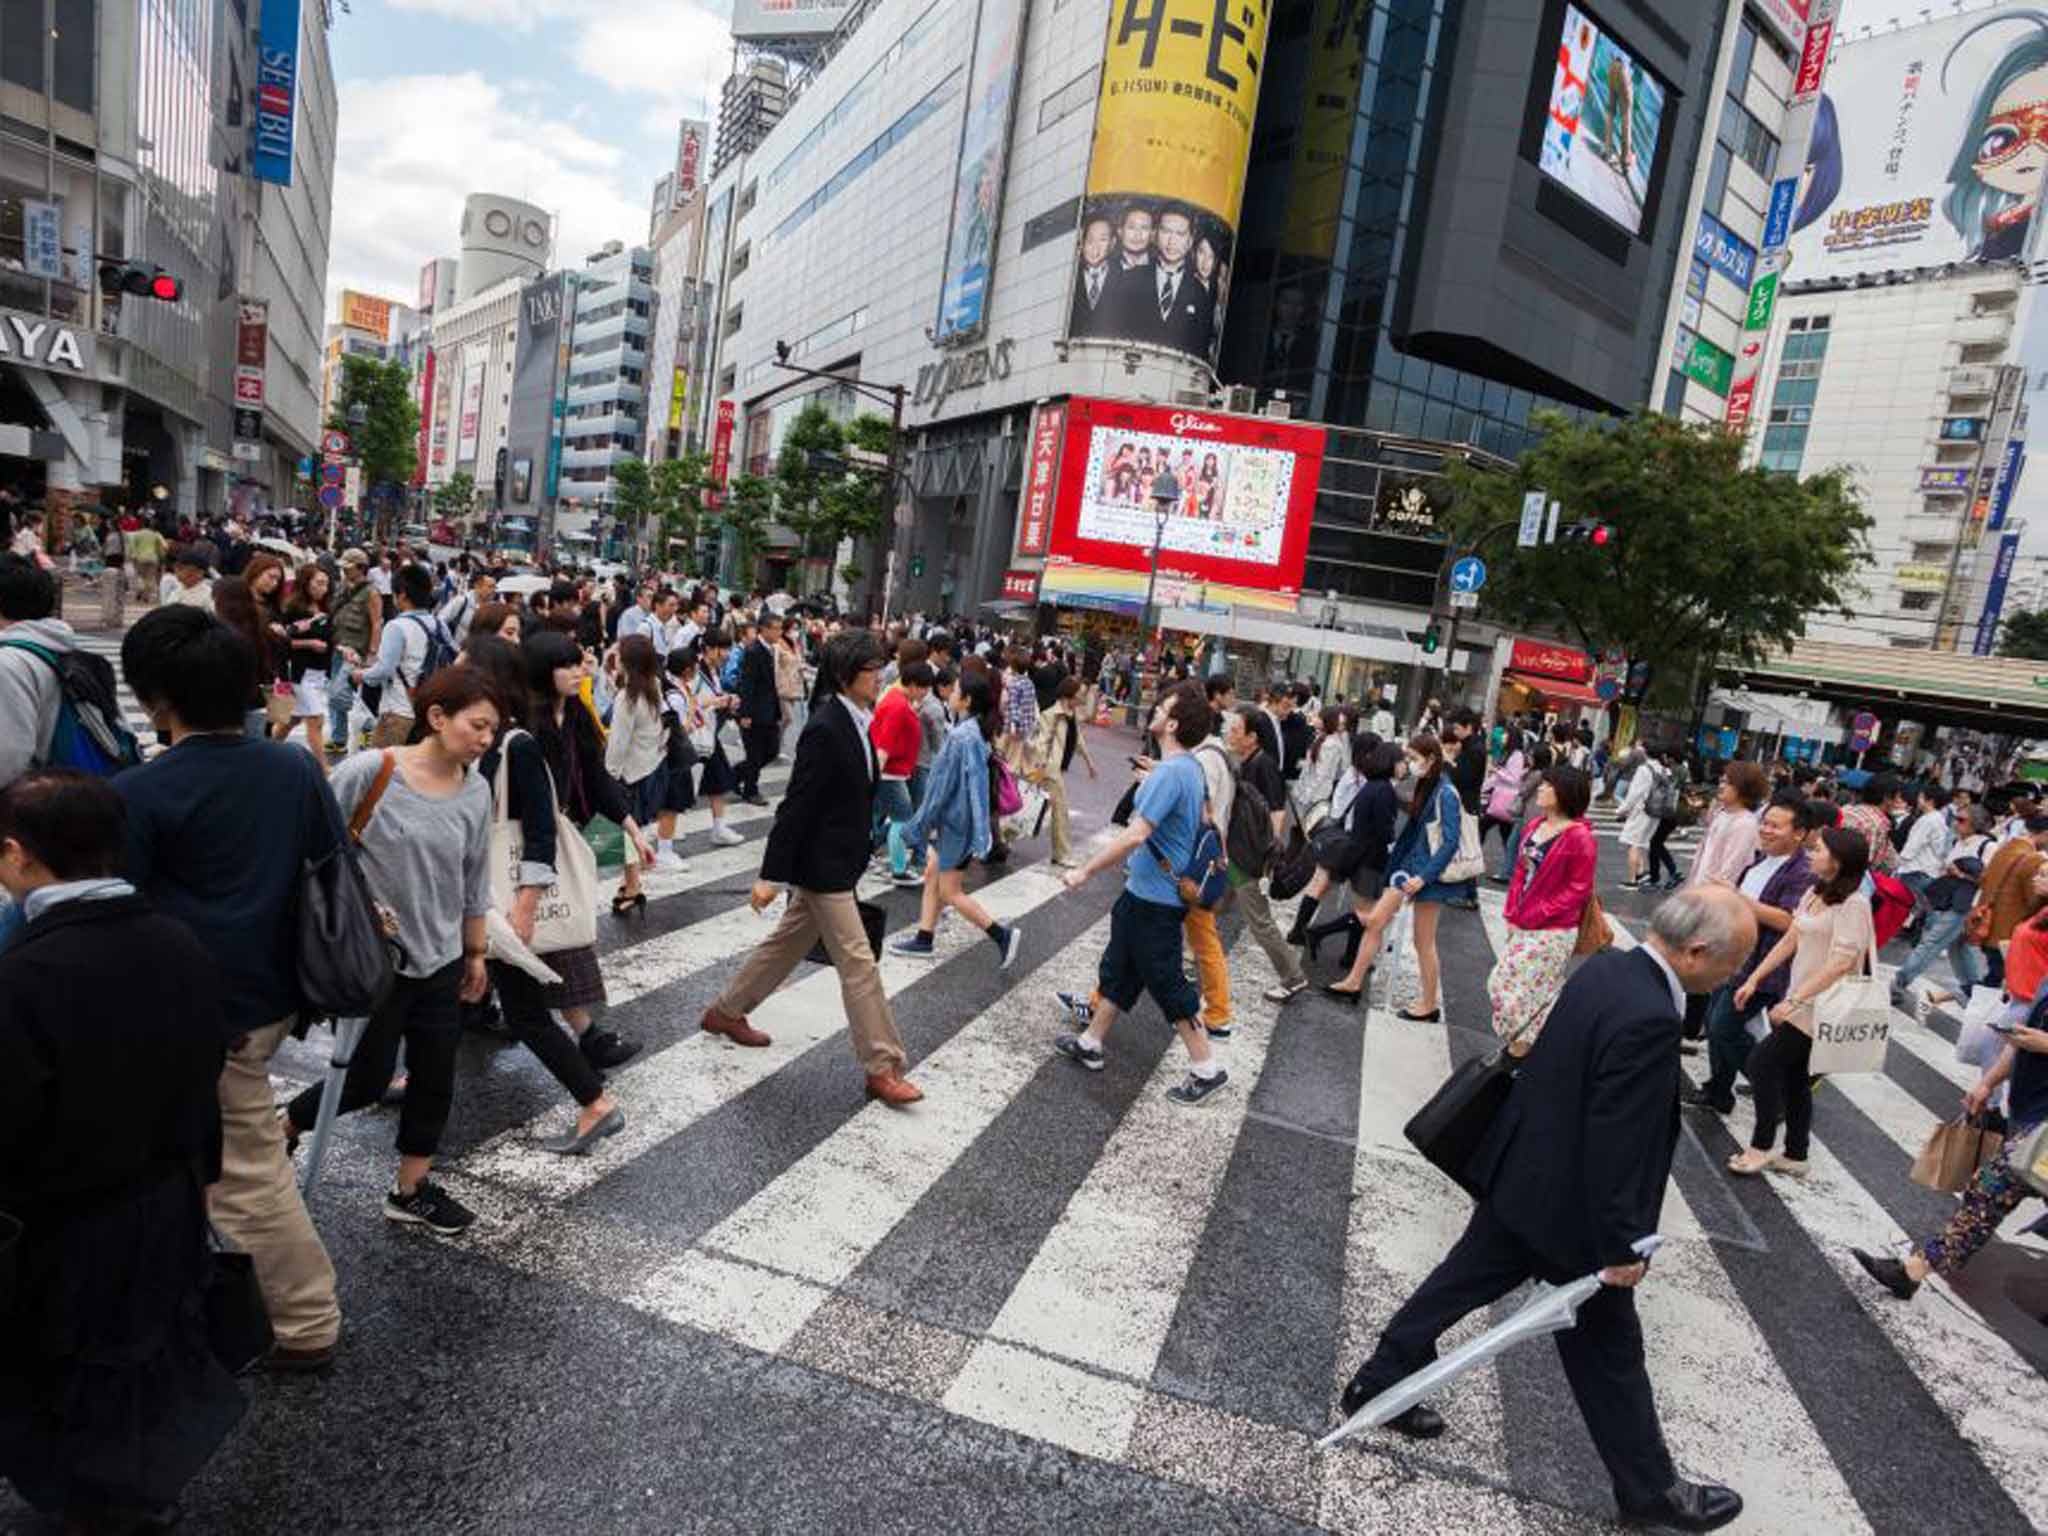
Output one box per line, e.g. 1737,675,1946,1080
1051,678,1228,1106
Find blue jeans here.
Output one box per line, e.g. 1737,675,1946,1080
1891,907,1985,996
872,777,915,875
1701,982,1766,1107
326,651,357,745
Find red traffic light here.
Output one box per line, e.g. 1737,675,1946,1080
96,262,181,302
1561,520,1616,548
149,272,182,301
1589,523,1613,547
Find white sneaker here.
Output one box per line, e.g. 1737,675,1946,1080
711,824,745,847
655,847,687,872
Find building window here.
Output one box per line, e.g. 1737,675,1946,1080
1661,368,1687,416
1729,17,1758,100
1703,142,1732,218
1899,590,1938,612
1038,66,1099,133
1718,99,1779,182
1760,316,1829,473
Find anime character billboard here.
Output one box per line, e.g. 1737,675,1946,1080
1788,10,2048,277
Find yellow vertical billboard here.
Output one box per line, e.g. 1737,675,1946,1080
1065,0,1273,369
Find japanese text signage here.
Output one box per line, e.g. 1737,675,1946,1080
234,299,268,432
252,0,300,187
413,348,435,489
1694,213,1756,289
1973,532,2022,656
709,399,735,502
1509,638,1593,683
1065,0,1274,369
21,200,61,281
1680,331,1734,397
1016,401,1065,557
1001,569,1041,603
1988,440,2025,531
1919,466,1972,492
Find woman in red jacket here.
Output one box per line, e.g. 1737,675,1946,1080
1488,765,1597,1056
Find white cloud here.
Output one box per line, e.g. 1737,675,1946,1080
326,71,647,313
573,0,731,109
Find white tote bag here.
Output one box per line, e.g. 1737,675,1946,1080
489,729,599,956
1425,785,1485,884
1809,931,1890,1075
1955,987,2016,1070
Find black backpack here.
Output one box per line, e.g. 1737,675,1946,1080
1214,745,1277,877
399,612,457,699
0,638,143,776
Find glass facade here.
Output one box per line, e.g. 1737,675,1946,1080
1217,0,1598,467
1759,314,1829,474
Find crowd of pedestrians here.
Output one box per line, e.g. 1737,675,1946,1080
3,520,2046,1533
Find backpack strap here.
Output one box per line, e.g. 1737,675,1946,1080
0,636,60,670
349,751,398,844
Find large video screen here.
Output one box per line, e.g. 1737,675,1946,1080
1040,398,1325,617
1539,4,1668,236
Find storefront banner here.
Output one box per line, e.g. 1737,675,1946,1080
1001,569,1041,603
1065,0,1274,369
1987,438,2025,530
668,366,690,434
1787,11,2047,281
21,200,62,281
1680,332,1734,396
709,399,735,502
933,0,1031,344
234,298,269,427
252,0,300,188
457,357,486,464
1972,530,2022,655
1920,466,1972,491
1016,401,1064,556
1694,213,1756,288
413,347,435,489
1041,395,1323,615
1509,638,1593,683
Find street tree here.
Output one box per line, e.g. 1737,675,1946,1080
432,472,476,522
326,355,420,501
773,402,893,591
1440,411,1872,706
654,453,707,574
720,472,775,590
1999,608,2048,661
611,457,655,564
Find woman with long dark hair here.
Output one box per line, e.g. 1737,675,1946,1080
602,633,666,913
1729,826,1874,1177
1323,733,1467,1013
210,576,274,740
283,560,334,763
465,634,635,1147
889,671,1020,968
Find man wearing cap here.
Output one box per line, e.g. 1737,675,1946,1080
325,548,382,757
166,544,215,613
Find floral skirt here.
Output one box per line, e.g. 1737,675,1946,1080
1487,924,1577,1045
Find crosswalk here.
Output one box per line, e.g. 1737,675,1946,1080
271,804,2044,1534
1585,796,1702,854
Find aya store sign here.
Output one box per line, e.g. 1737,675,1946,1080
1001,569,1041,603
0,307,92,375
1016,402,1065,557
913,337,1015,414
1509,637,1593,683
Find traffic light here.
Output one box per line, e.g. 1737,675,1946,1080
1560,521,1616,548
1420,623,1442,655
96,262,182,302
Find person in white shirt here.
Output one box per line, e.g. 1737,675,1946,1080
165,547,214,612
368,555,394,597
438,571,494,651
616,584,659,647
1894,783,1955,908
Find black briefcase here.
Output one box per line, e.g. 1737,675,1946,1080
1403,1051,1518,1200
806,898,887,968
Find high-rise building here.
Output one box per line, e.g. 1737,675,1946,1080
0,0,336,523
648,195,708,462
713,58,789,180
557,241,655,536
320,290,403,421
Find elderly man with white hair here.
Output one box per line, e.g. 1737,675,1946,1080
1336,885,1758,1534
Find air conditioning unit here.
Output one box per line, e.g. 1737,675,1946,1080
1225,385,1257,414
1262,394,1293,419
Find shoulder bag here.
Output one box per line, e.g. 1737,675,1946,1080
1807,920,1890,1075
490,728,599,955
295,755,397,1019
1403,997,1553,1199
1574,889,1614,956
1147,772,1230,910
1427,785,1485,885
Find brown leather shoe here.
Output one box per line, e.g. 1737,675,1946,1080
265,1342,336,1374
701,1006,771,1047
864,1070,924,1106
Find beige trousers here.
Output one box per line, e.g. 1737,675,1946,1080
208,1018,342,1351
717,887,907,1076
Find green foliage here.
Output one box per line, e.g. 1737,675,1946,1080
654,453,707,574
772,402,892,573
720,472,776,589
1440,412,1873,698
326,355,419,492
432,472,476,519
1999,608,2048,661
611,457,654,560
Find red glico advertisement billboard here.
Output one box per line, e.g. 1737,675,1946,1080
1039,396,1326,615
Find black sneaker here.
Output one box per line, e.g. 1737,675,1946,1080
1851,1247,1921,1301
890,932,937,958
1205,1022,1234,1041
890,870,926,888
384,1179,477,1235
1056,990,1095,1027
1166,1069,1229,1106
1054,1032,1105,1071
999,925,1024,972
1680,1083,1731,1114
580,1029,642,1070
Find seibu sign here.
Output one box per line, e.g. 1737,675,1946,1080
1509,638,1593,683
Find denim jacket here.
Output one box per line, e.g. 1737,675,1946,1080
902,717,992,862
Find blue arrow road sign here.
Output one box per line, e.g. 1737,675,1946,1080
1450,556,1487,593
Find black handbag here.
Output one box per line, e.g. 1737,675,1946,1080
1308,821,1363,879
807,898,887,967
297,761,399,1020
1268,835,1319,901
1403,1050,1519,1200
204,1244,275,1375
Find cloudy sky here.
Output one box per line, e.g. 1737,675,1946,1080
323,0,734,315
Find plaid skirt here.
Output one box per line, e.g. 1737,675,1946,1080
540,942,606,1011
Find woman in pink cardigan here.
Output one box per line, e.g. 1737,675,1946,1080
1488,765,1598,1055
1685,760,1769,889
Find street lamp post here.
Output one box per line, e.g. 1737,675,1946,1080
1131,467,1180,726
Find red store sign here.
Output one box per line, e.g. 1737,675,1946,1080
1016,402,1064,556
707,399,735,506
1001,569,1040,603
1509,638,1593,683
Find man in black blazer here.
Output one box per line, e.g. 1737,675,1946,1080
1069,214,1116,339
733,611,783,805
702,629,923,1106
1338,887,1757,1533
1145,208,1217,358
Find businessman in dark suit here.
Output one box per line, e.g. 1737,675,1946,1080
733,611,783,805
1338,886,1757,1533
702,629,923,1106
1069,214,1117,339
1145,208,1217,357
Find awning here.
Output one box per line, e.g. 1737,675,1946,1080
1504,670,1606,706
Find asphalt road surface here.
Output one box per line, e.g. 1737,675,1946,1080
6,707,2043,1535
